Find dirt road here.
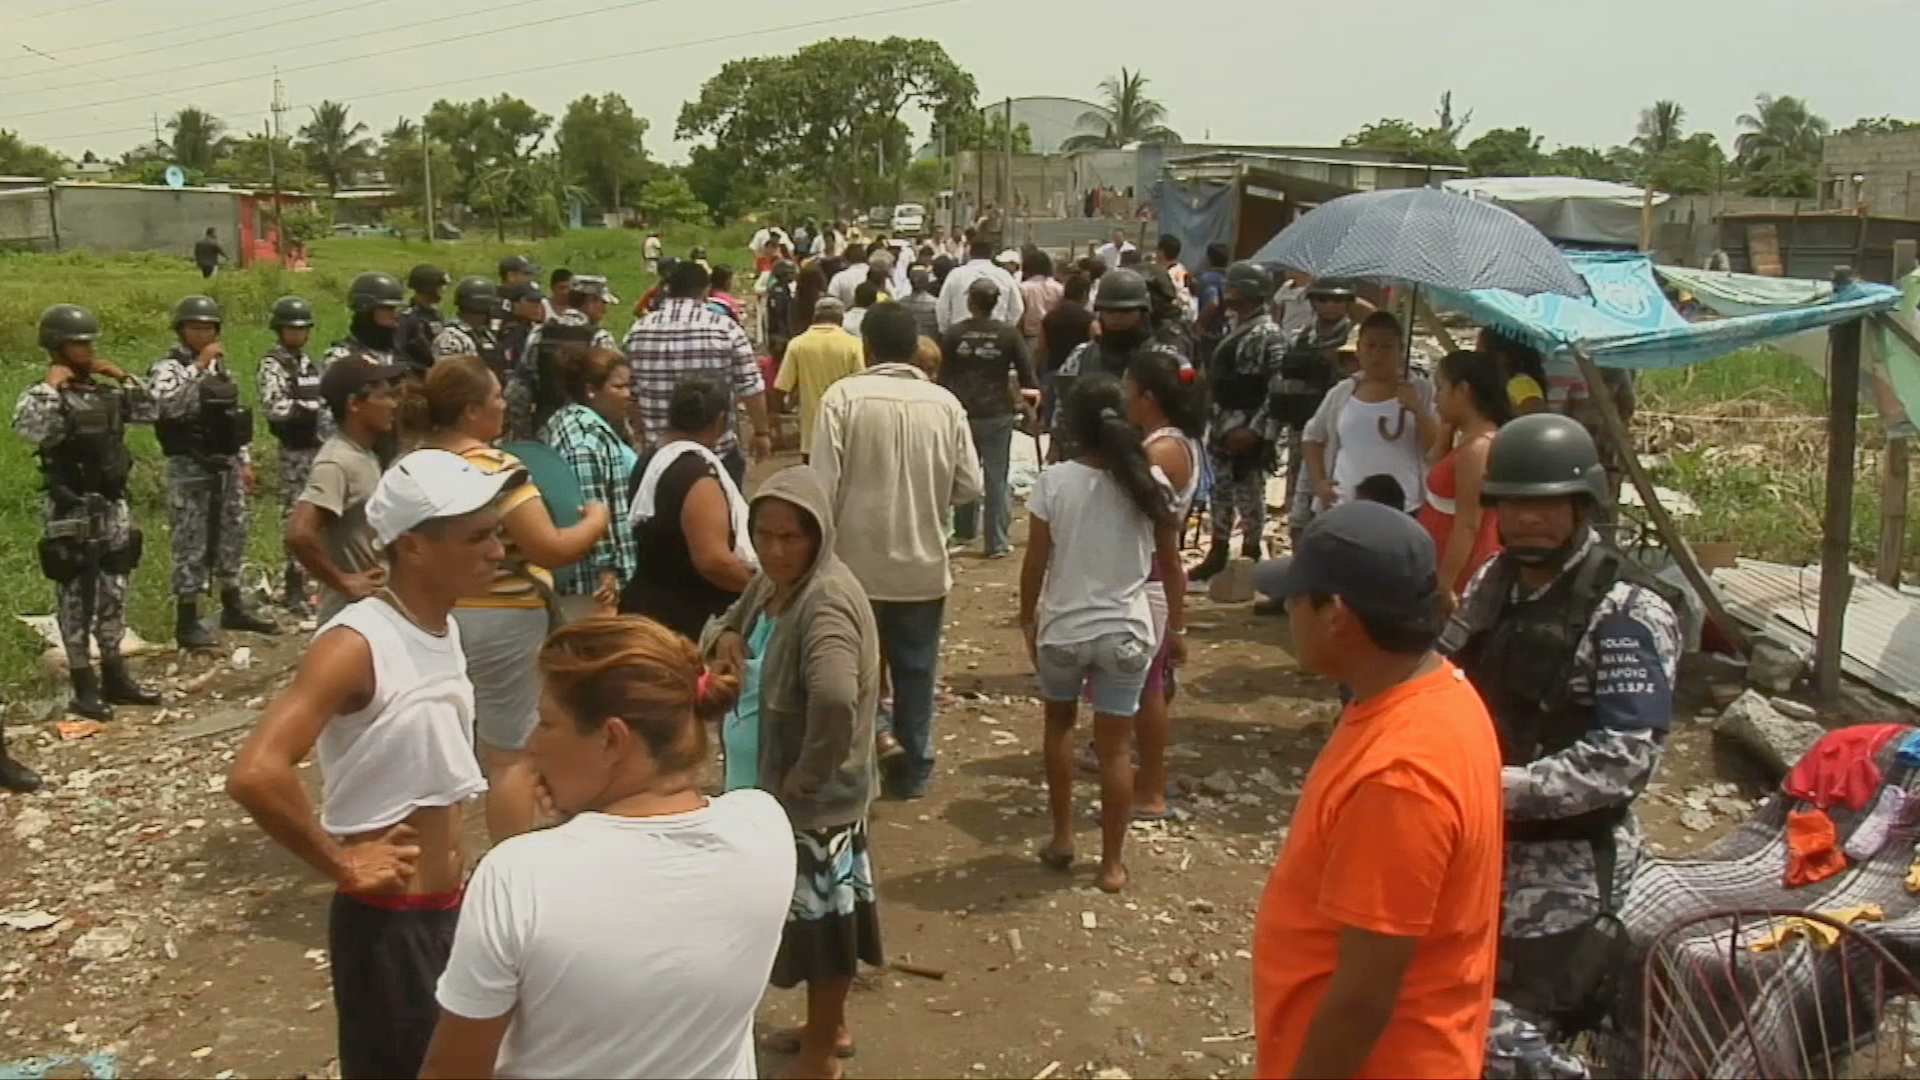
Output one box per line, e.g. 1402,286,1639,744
0,505,1754,1080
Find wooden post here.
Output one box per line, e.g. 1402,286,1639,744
1816,267,1865,702
1878,241,1919,586
1575,353,1749,653
1414,293,1459,353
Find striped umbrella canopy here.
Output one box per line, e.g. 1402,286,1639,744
1252,186,1588,297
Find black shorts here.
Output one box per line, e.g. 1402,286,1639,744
328,891,460,1080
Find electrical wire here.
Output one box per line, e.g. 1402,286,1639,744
3,1,113,25
0,0,339,73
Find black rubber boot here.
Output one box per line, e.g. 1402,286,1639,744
176,599,215,651
101,654,161,706
1191,544,1230,582
220,586,278,634
68,665,111,721
1242,535,1263,562
282,565,311,616
0,724,41,795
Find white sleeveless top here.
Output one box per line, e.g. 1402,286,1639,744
313,596,487,836
1147,425,1204,518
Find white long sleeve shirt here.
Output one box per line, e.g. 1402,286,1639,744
935,259,1024,333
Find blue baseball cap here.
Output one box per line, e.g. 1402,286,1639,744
1258,501,1439,622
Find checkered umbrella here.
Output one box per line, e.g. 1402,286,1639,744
1252,187,1588,297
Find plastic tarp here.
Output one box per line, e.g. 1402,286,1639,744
1431,251,1901,372
1157,180,1235,271
1443,176,1666,248
1656,264,1832,316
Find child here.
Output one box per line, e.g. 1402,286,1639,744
1301,311,1437,517
1021,373,1187,894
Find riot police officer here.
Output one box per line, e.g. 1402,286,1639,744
322,271,405,370
11,304,161,753
394,263,449,376
152,295,279,648
1193,261,1288,580
432,275,503,374
1440,414,1679,1080
1050,268,1183,460
256,296,328,615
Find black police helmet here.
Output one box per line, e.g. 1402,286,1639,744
407,264,449,294
1480,413,1609,504
1093,268,1152,312
1225,260,1276,302
347,271,405,314
453,276,497,316
38,303,99,351
268,295,315,329
172,294,223,329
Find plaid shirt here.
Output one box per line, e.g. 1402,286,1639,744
539,403,638,595
623,297,763,452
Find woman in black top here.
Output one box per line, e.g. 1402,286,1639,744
619,377,755,639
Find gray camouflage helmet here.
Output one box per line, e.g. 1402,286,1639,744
1225,260,1276,302
172,294,223,329
1093,267,1152,312
452,275,497,316
347,271,405,313
268,295,315,329
1480,413,1609,504
38,303,99,350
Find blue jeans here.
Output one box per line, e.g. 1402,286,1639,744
872,598,946,788
954,414,1016,555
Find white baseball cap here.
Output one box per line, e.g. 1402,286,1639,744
367,449,521,548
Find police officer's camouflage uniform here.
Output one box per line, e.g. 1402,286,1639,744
506,316,614,444
12,380,154,671
257,343,330,593
1460,531,1681,1080
320,339,396,370
432,321,496,363
1206,310,1289,556
1050,335,1186,459
150,347,251,599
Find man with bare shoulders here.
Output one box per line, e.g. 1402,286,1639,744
226,449,515,1080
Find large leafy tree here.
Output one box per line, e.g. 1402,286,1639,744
1647,133,1726,195
425,95,552,232
556,92,650,210
1464,126,1544,177
0,129,65,178
1542,145,1629,182
635,173,709,225
1632,101,1686,159
1342,117,1465,167
1734,93,1828,197
379,118,460,225
167,107,229,171
678,36,975,215
211,132,317,190
1060,68,1178,151
297,100,375,192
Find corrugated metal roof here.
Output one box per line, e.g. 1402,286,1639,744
1712,558,1920,706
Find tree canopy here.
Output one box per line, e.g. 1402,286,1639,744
557,92,650,210
297,101,375,192
1061,68,1178,151
0,130,64,179
167,107,229,172
424,95,553,233
1464,127,1544,177
1734,93,1827,196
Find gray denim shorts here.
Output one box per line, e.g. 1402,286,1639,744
1034,632,1153,717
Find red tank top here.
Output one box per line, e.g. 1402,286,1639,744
1417,442,1502,594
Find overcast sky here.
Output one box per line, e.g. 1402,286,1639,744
1,0,1916,165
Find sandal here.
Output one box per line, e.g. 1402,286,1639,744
760,1028,856,1059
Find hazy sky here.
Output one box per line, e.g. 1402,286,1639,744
1,0,1917,165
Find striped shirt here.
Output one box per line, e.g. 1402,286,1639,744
623,297,763,452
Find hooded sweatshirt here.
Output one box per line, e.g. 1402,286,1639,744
702,466,880,831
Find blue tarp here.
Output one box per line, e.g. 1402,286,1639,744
1431,251,1901,371
1156,180,1235,273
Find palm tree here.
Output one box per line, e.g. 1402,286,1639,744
1061,67,1179,151
1735,93,1830,172
1632,100,1686,159
298,100,375,192
166,107,228,171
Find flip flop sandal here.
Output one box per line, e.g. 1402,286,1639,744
1038,845,1076,871
1131,803,1181,823
759,1029,856,1058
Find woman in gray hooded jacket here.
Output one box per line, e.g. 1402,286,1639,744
703,464,881,1077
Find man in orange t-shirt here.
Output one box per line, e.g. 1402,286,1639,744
1252,501,1504,1079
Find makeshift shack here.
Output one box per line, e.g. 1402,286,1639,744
1443,176,1667,249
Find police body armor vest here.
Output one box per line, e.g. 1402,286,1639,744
1210,322,1274,415
43,382,132,503
1270,320,1348,427
468,323,506,383
398,305,445,375
268,349,324,451
155,365,253,460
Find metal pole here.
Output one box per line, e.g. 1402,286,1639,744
1878,241,1919,586
1003,97,1013,215
1816,267,1864,701
423,119,435,244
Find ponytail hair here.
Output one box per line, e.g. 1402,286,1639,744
1438,349,1513,425
538,615,740,774
1125,350,1208,440
1065,373,1174,527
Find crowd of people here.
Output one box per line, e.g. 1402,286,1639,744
5,215,1680,1080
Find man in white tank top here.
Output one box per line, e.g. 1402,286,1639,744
227,450,515,1080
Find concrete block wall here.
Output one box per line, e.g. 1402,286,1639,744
1821,131,1920,217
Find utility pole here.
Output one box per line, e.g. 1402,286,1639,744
270,74,288,262
1003,97,1013,214
265,119,278,258
422,115,435,244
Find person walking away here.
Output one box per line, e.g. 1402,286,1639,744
1122,352,1206,821
396,265,450,377
287,356,404,624
1018,249,1062,350
1095,227,1135,270
703,467,883,1078
1192,243,1230,368
843,283,879,337
322,272,407,372
1037,272,1096,424
1252,500,1503,1078
765,259,799,363
11,303,161,749
227,449,512,1080
258,296,330,615
1153,234,1192,313
902,265,942,341
193,227,224,279
829,247,884,308
812,303,982,799
405,356,611,841
708,265,746,323
935,238,1024,333
150,295,278,649
941,278,1040,558
540,346,639,621
792,262,829,342
621,376,756,639
774,298,865,465
643,231,663,274
625,260,772,482
1418,350,1509,605
1193,262,1289,580
1023,374,1187,893
1302,312,1437,518
1440,414,1679,1080
434,277,505,377
419,616,793,1080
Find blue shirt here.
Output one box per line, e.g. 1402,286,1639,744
722,616,776,792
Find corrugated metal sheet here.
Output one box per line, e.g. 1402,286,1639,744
1712,558,1920,707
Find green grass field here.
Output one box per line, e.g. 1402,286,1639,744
0,226,753,694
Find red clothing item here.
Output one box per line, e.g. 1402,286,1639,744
1416,445,1501,594
1782,724,1906,812
1784,808,1847,887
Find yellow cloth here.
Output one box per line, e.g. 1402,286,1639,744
1907,857,1920,893
774,324,866,452
453,446,550,610
1507,374,1546,410
1747,904,1885,952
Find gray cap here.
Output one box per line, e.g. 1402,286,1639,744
813,296,847,321
1258,501,1439,623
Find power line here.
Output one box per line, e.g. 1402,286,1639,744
4,1,113,24
1,0,338,74
42,0,966,146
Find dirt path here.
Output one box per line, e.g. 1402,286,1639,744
0,500,1753,1080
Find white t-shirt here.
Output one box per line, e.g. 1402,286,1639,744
1331,395,1426,512
436,790,795,1079
1027,460,1157,648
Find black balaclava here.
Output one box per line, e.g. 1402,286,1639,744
351,311,397,353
